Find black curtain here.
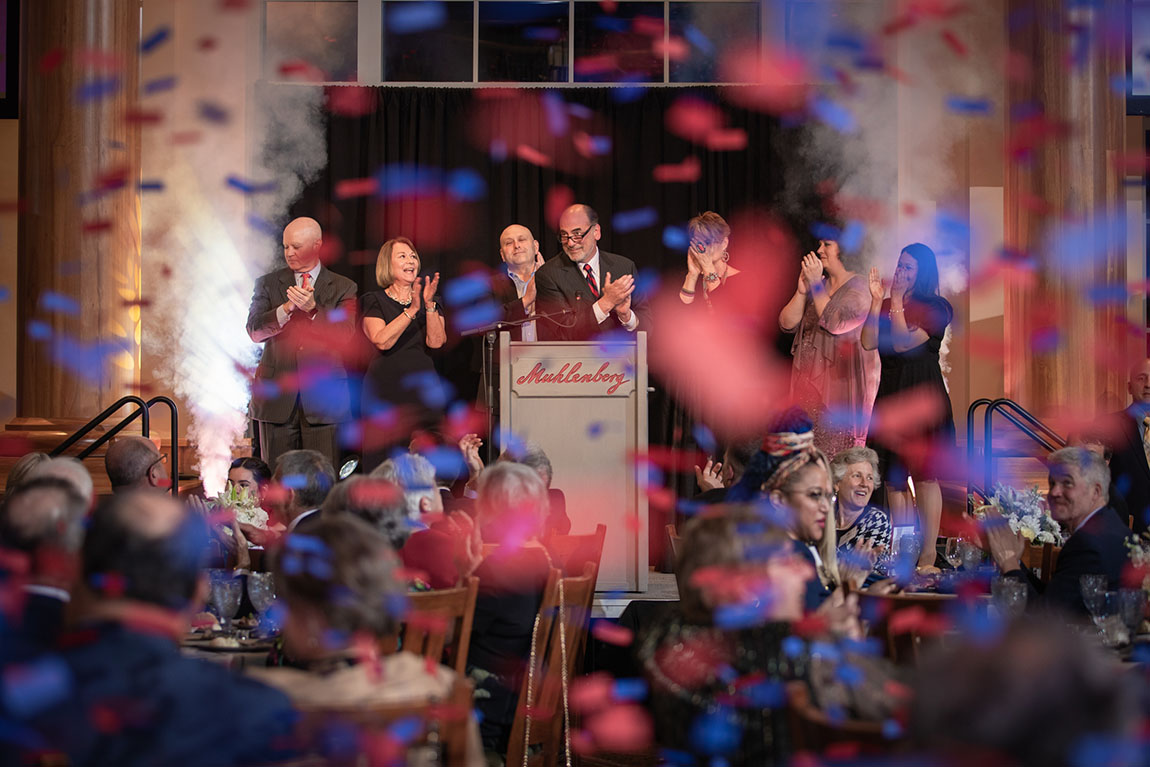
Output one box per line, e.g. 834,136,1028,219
276,85,827,562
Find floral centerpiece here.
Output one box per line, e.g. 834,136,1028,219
1125,535,1150,595
212,483,269,531
970,483,1064,546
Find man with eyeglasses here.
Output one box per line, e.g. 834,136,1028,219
534,204,649,341
104,435,170,493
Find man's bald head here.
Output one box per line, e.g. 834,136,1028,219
0,477,88,556
105,436,165,492
283,217,323,273
83,491,208,610
499,224,540,274
1129,359,1150,406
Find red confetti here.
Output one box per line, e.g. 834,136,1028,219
516,144,553,167
653,156,702,183
0,198,27,214
882,14,918,36
124,109,164,126
39,49,66,74
574,54,619,77
704,129,747,151
197,37,218,51
0,435,35,457
654,37,690,62
170,130,203,145
75,48,124,73
665,96,725,143
334,178,379,199
632,16,665,37
940,29,968,57
591,621,634,647
545,185,575,231
326,86,379,117
277,59,326,82
82,219,114,234
571,673,614,713
720,45,808,115
585,703,654,752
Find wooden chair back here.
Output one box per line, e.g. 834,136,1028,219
859,591,956,666
505,564,597,767
546,523,607,583
785,681,902,755
379,576,479,676
293,676,475,766
1020,542,1061,583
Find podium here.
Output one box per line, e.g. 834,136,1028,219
498,332,649,592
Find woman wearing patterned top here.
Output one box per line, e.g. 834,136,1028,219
830,446,891,556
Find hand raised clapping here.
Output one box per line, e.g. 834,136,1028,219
422,272,440,307
600,271,635,310
800,252,824,290
286,284,316,313
868,267,885,303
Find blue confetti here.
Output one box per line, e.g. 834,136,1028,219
524,27,562,42
742,679,785,708
281,472,309,490
587,421,604,438
422,446,466,480
810,95,857,134
811,222,841,242
447,168,487,201
882,718,904,739
587,135,612,155
142,76,178,95
633,267,659,300
308,557,334,580
692,423,716,455
444,273,492,306
140,26,171,54
840,220,865,253
247,213,279,237
594,16,629,32
138,180,165,192
401,370,455,409
663,225,688,251
542,92,569,136
374,164,442,200
39,291,79,316
714,602,765,630
198,100,230,124
328,306,349,323
614,207,658,233
825,30,866,53
567,103,594,120
388,716,424,743
611,82,647,103
834,662,864,686
388,2,447,34
0,286,9,302
946,96,993,116
1,657,73,717
76,77,121,104
1086,284,1127,305
688,707,742,756
452,302,502,334
490,139,508,162
684,25,714,55
285,533,332,555
612,678,648,702
226,175,279,195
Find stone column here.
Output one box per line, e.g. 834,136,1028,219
16,0,141,424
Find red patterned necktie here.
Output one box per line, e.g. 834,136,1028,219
299,273,310,290
583,264,600,299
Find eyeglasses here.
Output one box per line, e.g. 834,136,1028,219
149,453,168,472
557,226,595,244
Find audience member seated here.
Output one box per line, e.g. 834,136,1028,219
638,507,863,767
692,437,760,504
104,435,169,493
270,449,335,536
321,475,412,550
4,452,49,496
466,462,554,756
228,456,273,506
830,446,891,571
371,452,443,517
246,515,483,764
457,433,571,536
986,447,1129,616
13,491,297,767
0,476,87,652
29,456,96,508
911,618,1138,767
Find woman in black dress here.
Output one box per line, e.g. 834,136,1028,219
861,243,954,569
361,237,446,471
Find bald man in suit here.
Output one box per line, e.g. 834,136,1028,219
246,217,357,468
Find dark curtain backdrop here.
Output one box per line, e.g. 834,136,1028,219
276,85,825,564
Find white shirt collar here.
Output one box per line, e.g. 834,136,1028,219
296,262,322,287
24,584,71,602
1073,506,1107,534
580,248,601,282
287,508,319,533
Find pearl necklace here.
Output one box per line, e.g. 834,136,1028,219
386,287,412,306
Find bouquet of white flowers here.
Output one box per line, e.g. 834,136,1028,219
1125,535,1150,594
970,483,1064,546
212,483,269,531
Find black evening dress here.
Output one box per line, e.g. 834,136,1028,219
865,295,955,486
360,291,444,471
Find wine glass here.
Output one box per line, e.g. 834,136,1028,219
1118,588,1146,637
959,540,984,572
1080,574,1107,618
247,572,277,634
944,537,964,569
208,570,243,634
990,577,1028,620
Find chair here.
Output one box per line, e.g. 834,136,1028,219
506,563,598,767
292,675,476,766
546,523,607,582
785,681,903,755
1020,542,1061,583
379,576,479,676
859,592,956,666
666,524,681,567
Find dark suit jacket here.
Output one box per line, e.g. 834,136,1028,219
246,265,357,424
22,622,298,767
1102,408,1149,533
492,273,530,341
533,251,651,341
1009,506,1131,616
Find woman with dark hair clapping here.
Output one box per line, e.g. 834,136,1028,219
861,243,955,569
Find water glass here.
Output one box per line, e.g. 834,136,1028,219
247,572,276,615
1096,591,1129,647
208,569,243,633
990,577,1028,620
1118,588,1146,635
959,540,984,571
1080,574,1108,618
944,537,964,569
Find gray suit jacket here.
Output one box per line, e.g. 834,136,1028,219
246,265,357,424
533,250,650,341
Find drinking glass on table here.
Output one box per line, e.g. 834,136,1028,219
1118,588,1146,637
990,577,1027,620
207,569,243,634
246,572,277,635
1096,591,1128,647
944,537,964,569
1080,574,1107,617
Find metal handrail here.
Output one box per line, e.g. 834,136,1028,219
50,395,180,497
50,396,150,458
978,397,1067,490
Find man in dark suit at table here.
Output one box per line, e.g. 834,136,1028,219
13,491,297,767
534,204,650,341
1099,358,1150,533
986,447,1130,617
246,216,357,469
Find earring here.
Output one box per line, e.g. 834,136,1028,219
722,251,730,262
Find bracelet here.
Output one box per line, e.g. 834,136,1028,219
704,272,720,283
889,308,904,315
680,287,696,296
402,309,415,320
